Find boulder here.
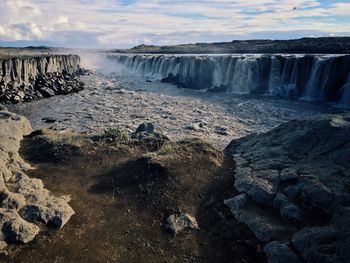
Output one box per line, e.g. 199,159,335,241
166,213,199,235
136,122,155,133
39,87,55,98
0,208,40,244
264,241,300,263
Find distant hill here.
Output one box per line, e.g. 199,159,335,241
113,37,350,54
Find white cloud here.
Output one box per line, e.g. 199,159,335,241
0,0,349,47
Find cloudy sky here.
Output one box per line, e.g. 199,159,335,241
0,0,349,48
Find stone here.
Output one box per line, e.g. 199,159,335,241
42,117,57,123
135,122,155,133
292,226,350,263
248,182,276,207
300,178,334,211
235,204,297,242
12,95,22,103
0,241,7,250
17,91,25,99
0,191,26,210
280,203,303,224
15,173,75,228
0,208,40,243
264,241,300,263
234,167,253,192
185,123,202,132
273,193,303,223
280,168,298,182
224,193,247,216
214,126,230,135
39,87,55,98
166,213,199,235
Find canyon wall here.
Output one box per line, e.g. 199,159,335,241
112,54,350,107
0,55,84,103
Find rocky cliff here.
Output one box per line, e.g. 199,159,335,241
0,55,84,103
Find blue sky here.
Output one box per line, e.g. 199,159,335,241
0,0,349,48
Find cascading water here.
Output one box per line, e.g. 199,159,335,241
110,54,350,107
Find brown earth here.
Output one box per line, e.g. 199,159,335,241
0,129,265,263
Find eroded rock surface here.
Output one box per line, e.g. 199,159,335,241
0,109,74,250
225,113,350,263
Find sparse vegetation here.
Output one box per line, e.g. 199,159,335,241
103,127,131,143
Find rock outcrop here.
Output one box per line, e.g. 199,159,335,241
0,55,84,103
225,113,350,263
0,109,74,251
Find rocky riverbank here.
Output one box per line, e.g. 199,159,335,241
0,55,85,103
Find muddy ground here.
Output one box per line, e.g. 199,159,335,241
1,129,265,263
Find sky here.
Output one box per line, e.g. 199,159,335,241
0,0,349,48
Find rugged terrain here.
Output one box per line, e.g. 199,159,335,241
113,37,350,54
0,48,349,262
226,112,350,262
1,107,349,263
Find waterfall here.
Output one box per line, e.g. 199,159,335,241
110,54,350,107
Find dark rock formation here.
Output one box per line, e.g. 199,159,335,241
0,55,84,103
225,113,350,263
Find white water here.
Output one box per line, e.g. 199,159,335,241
111,54,350,107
